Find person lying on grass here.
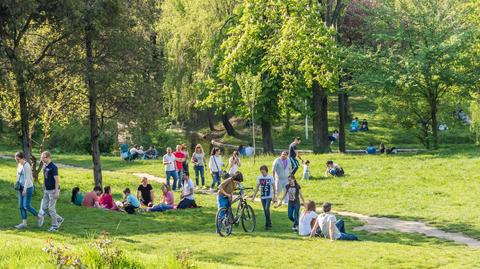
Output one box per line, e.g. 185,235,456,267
275,175,305,232
82,186,103,208
252,165,276,230
147,184,175,212
71,187,84,206
122,188,140,214
310,202,359,241
299,200,318,236
99,186,119,211
137,177,155,207
325,161,344,177
177,172,197,209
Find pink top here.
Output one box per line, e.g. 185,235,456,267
99,193,114,209
163,191,174,206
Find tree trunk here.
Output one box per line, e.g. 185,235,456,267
312,82,330,153
13,60,32,162
421,121,430,149
85,27,103,188
222,113,236,136
338,92,347,153
285,108,291,131
207,109,216,131
430,99,438,149
261,119,274,153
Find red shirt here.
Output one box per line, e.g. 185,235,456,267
173,151,185,170
99,193,114,209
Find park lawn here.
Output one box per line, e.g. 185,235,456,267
1,148,480,268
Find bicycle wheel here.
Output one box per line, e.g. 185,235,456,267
216,208,233,237
241,204,256,233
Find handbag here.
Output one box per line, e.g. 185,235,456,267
212,156,223,176
14,167,24,191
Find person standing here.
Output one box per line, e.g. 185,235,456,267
38,151,64,232
227,150,241,176
276,175,305,231
173,145,186,190
191,144,206,189
252,165,276,229
272,151,291,204
14,152,39,229
163,147,178,190
209,147,224,193
288,137,302,176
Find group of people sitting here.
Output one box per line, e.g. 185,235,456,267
237,144,255,157
127,144,159,160
351,117,369,132
71,176,197,214
366,143,397,155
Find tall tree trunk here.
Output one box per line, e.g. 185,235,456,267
338,92,347,153
261,119,274,153
312,82,330,153
85,27,103,188
420,121,430,149
222,113,236,136
13,60,32,162
207,109,216,131
285,108,291,131
430,99,438,149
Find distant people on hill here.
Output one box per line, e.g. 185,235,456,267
272,151,292,204
14,151,39,229
328,130,339,144
137,177,154,207
325,160,344,177
289,137,303,176
276,175,305,232
310,202,358,241
299,200,318,236
181,144,190,175
147,184,175,212
366,144,377,154
122,188,140,214
99,186,118,210
237,144,246,156
163,147,179,191
350,117,359,132
245,144,254,157
302,160,310,180
130,144,142,160
71,187,84,206
144,145,158,159
252,165,276,230
380,142,386,154
438,123,448,131
386,146,398,154
209,147,224,193
360,119,369,131
177,172,197,209
82,186,103,208
192,144,206,189
228,150,241,176
456,109,472,125
173,145,187,190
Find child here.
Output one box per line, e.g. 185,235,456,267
252,165,276,229
123,188,140,214
71,187,84,206
302,160,310,180
99,186,119,210
325,160,344,177
299,200,318,236
147,184,175,212
276,175,305,231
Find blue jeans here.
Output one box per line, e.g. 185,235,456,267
149,204,174,212
177,169,184,189
336,219,358,241
287,202,300,227
211,172,221,189
18,187,38,220
261,198,272,227
194,165,205,186
165,170,178,190
217,195,231,222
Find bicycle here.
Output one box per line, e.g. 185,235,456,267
216,183,256,237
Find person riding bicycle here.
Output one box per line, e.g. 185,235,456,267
217,171,244,212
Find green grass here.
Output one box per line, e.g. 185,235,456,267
1,147,480,268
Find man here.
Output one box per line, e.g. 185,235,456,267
144,145,158,159
310,202,358,241
272,151,291,203
163,147,178,190
288,137,302,176
177,172,196,209
130,144,140,160
173,145,186,190
38,151,64,232
82,186,103,208
244,144,254,157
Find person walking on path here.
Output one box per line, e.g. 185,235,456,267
14,152,39,229
288,137,302,176
38,151,64,232
272,151,292,204
209,147,224,193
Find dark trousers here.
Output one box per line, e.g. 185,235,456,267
287,202,300,227
177,199,195,209
261,198,272,227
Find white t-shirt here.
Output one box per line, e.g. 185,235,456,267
182,178,195,200
299,211,318,236
257,175,275,199
163,154,176,171
317,213,341,239
209,155,224,172
228,156,240,175
245,147,254,156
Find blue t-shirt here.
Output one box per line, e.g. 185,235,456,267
43,162,58,190
127,194,140,208
289,143,297,158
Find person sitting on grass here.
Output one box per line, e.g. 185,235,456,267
302,160,310,180
325,161,344,177
147,184,175,212
298,200,318,236
82,186,103,208
350,117,359,132
129,144,141,160
310,202,359,241
71,187,84,206
99,186,118,210
123,188,140,214
276,175,305,232
360,119,369,131
177,172,197,209
144,145,158,159
366,143,377,154
252,165,276,230
137,177,154,207
328,130,339,144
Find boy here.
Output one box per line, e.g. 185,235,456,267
310,202,358,241
289,137,302,175
325,160,344,177
252,165,276,229
123,188,140,214
82,186,103,208
217,172,244,226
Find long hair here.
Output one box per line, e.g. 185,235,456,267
301,200,316,220
195,144,204,154
71,187,80,203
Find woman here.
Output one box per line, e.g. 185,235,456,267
227,150,241,176
209,147,224,193
147,184,175,212
191,144,206,189
181,144,190,175
99,186,118,210
299,200,318,236
71,187,84,206
14,152,38,229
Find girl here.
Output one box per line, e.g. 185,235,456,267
276,175,305,231
181,144,190,175
14,152,39,229
147,184,175,212
298,200,318,236
71,187,84,206
227,150,241,176
302,160,310,180
99,186,118,210
209,147,224,193
191,144,206,189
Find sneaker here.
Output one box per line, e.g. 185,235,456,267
38,215,44,227
48,226,59,232
15,223,27,229
209,188,214,194
57,217,64,228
